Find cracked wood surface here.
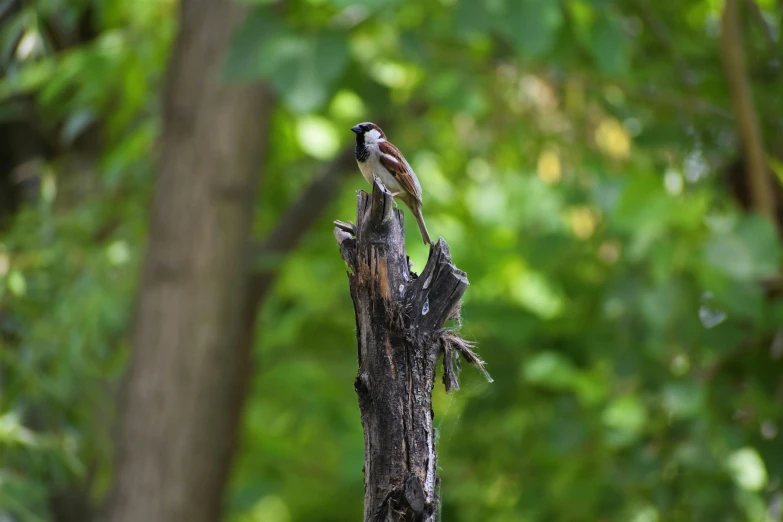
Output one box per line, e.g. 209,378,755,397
334,177,489,521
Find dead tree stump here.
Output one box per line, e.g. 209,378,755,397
334,178,490,522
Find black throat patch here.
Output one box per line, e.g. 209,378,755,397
355,134,370,163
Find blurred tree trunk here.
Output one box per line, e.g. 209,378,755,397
720,0,776,221
107,1,272,521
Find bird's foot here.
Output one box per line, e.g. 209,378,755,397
390,192,401,208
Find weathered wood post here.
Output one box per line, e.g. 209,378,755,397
334,178,490,521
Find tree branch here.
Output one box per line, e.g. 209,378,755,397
229,149,358,427
720,0,777,221
253,148,355,269
221,148,361,508
247,147,356,300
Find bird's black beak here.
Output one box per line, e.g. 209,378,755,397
350,125,362,135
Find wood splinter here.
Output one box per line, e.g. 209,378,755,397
334,177,491,522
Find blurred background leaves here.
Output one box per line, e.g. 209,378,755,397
1,0,783,521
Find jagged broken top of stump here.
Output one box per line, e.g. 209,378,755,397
334,177,491,391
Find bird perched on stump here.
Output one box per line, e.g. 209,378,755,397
351,122,432,245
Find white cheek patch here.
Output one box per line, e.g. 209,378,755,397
366,128,384,143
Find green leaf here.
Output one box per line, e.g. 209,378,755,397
662,383,705,420
611,174,670,232
7,270,26,296
312,33,349,87
496,0,563,57
222,9,285,81
727,448,768,492
699,272,764,322
328,0,399,8
640,281,687,329
704,214,781,280
0,412,38,447
224,11,348,112
454,0,496,35
0,58,55,100
509,270,564,319
522,351,578,389
602,395,647,437
60,109,96,146
276,31,348,112
589,14,631,75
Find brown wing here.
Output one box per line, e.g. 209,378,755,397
378,141,422,201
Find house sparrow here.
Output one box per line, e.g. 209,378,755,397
351,122,432,245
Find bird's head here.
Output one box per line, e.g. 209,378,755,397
351,122,386,145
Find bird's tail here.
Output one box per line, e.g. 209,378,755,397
412,203,432,246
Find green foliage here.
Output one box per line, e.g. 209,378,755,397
225,10,350,112
704,215,781,281
2,0,783,520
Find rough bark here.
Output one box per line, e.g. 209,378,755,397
107,0,272,521
334,178,489,522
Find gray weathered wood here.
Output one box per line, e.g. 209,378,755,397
334,177,490,521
